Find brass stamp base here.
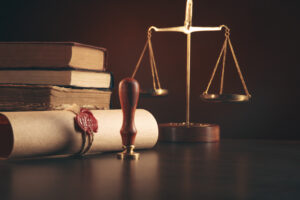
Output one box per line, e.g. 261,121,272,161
117,152,140,160
117,145,140,160
159,123,220,142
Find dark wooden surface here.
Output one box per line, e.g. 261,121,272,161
0,140,299,200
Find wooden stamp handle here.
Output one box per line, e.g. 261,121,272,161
119,78,140,146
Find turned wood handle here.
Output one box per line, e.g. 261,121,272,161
119,78,140,146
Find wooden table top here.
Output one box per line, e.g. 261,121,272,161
0,139,299,200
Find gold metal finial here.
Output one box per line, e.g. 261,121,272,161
117,145,140,160
184,0,193,29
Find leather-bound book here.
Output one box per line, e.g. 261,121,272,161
0,42,107,71
0,70,113,88
0,84,112,111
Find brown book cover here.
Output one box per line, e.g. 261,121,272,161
0,84,112,111
0,42,107,71
0,70,113,88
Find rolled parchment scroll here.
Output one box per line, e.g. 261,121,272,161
0,109,158,159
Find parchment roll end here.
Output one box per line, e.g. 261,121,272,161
0,114,14,159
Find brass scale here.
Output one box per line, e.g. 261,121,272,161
129,0,251,142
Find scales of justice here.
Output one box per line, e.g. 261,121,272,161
130,0,251,142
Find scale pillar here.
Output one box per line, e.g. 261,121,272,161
186,33,191,125
158,0,221,142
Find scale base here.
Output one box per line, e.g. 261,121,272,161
158,123,220,142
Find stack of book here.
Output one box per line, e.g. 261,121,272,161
0,42,113,111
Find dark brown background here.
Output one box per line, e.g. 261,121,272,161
0,0,297,140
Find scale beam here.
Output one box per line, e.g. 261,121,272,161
149,26,223,34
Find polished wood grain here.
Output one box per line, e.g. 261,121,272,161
0,140,299,200
118,78,139,146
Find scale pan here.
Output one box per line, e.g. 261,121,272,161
200,93,250,103
140,88,169,97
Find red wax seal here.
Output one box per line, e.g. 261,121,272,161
75,108,98,135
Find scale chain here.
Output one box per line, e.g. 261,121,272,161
148,37,162,89
227,37,251,97
204,27,250,97
220,37,228,94
204,37,228,94
148,39,158,90
132,29,163,91
131,40,148,78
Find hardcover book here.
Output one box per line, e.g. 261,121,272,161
0,85,112,111
0,70,113,88
0,42,107,71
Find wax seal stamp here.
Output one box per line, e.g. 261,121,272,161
117,77,140,160
74,108,98,156
75,108,98,135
